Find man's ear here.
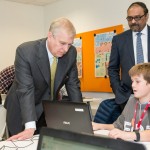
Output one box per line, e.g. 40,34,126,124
48,32,53,39
146,13,149,22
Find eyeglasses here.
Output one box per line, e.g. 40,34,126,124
126,14,145,21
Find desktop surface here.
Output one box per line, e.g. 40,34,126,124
37,127,146,150
0,130,149,150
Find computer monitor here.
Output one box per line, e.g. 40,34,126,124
37,127,146,150
42,100,93,134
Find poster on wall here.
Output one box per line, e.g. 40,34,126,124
73,38,82,78
94,31,115,77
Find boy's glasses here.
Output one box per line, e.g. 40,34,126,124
126,14,145,21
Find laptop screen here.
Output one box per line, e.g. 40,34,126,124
42,100,93,134
37,127,146,150
40,135,111,150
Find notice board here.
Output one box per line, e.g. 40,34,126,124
76,24,124,92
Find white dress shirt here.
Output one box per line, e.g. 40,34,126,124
132,25,148,64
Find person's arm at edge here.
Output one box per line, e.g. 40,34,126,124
109,129,150,142
65,47,82,102
108,36,121,94
6,46,37,141
92,122,115,131
139,130,150,142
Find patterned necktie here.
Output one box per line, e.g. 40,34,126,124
136,32,144,64
51,57,57,100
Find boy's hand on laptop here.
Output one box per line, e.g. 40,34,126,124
7,128,35,141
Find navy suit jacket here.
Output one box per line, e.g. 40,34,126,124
4,38,82,135
108,25,150,104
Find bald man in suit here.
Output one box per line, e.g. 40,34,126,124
108,2,150,110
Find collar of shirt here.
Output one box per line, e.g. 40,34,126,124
132,25,147,36
46,40,55,66
132,25,148,64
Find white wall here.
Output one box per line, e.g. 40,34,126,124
0,1,45,70
1,0,150,70
44,0,150,34
1,0,150,98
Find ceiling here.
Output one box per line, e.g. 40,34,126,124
5,0,61,6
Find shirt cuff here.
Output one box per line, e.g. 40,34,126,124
25,121,36,130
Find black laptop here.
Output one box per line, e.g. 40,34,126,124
37,127,146,150
42,100,93,134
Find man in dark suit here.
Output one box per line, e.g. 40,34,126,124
108,2,150,110
4,17,82,140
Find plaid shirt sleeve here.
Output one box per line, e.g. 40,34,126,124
0,65,15,94
60,85,68,96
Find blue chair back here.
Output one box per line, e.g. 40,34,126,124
94,98,122,124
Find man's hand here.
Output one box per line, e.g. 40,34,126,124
7,128,35,141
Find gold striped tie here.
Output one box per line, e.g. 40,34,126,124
51,57,57,100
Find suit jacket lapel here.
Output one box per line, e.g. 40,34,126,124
36,38,50,86
126,30,135,64
147,26,150,61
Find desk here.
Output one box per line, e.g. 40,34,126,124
94,130,150,150
0,135,39,150
1,130,150,150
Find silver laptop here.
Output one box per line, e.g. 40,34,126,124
42,100,93,134
37,127,146,150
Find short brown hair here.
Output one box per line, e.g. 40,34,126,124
129,63,150,83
